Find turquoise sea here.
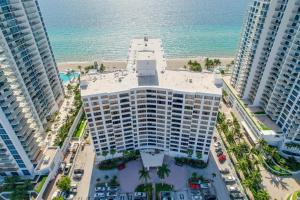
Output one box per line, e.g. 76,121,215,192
39,0,250,62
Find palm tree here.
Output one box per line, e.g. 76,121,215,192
255,189,270,200
237,158,248,173
123,150,129,158
157,164,170,184
139,167,150,184
102,151,108,159
196,152,202,160
110,149,116,158
213,59,221,66
78,65,82,74
204,58,211,69
186,149,193,158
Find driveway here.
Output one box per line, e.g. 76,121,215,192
72,142,94,199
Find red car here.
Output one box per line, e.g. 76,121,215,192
189,183,200,190
218,154,226,162
118,163,126,170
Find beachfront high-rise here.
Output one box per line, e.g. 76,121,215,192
230,0,300,155
80,38,221,162
0,0,64,176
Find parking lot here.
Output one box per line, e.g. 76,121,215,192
44,137,94,200
211,133,247,200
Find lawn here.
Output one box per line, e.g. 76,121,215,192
74,119,86,138
34,176,47,193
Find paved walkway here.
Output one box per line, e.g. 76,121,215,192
46,84,76,146
260,168,300,200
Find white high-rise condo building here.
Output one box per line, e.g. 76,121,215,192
81,38,222,162
0,0,64,176
228,0,300,156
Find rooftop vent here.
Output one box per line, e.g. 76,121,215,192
189,79,193,83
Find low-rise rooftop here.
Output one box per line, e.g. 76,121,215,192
80,38,222,97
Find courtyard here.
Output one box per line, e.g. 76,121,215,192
87,153,230,200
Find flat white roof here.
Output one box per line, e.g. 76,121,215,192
80,38,222,97
140,151,164,169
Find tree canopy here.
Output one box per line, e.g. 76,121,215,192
56,176,71,192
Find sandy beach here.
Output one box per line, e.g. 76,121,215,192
57,56,234,72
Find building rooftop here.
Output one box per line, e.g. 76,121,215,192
80,38,222,97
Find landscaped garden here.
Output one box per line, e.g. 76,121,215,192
54,83,83,146
34,176,48,193
259,140,300,172
0,176,33,200
135,184,153,200
217,112,269,200
98,150,139,170
174,157,207,168
73,116,87,138
155,183,173,199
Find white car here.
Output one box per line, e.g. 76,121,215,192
94,192,105,198
65,193,75,200
228,186,239,192
224,176,236,183
95,186,105,192
214,142,221,147
51,190,61,199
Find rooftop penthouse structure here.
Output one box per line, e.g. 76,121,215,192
81,38,222,162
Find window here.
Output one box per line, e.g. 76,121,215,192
22,170,30,176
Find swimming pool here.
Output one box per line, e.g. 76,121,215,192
59,72,80,84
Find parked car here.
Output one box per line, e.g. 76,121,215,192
218,154,226,162
94,192,105,198
217,151,223,157
73,169,84,179
64,164,71,175
215,147,222,153
230,192,244,199
228,186,240,192
61,191,74,200
214,142,221,147
69,153,75,163
213,136,217,142
70,183,78,194
224,176,236,184
72,143,79,153
59,162,66,173
51,190,61,200
84,132,89,139
95,186,105,192
220,168,230,174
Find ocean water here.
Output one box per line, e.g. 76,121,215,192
39,0,250,62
